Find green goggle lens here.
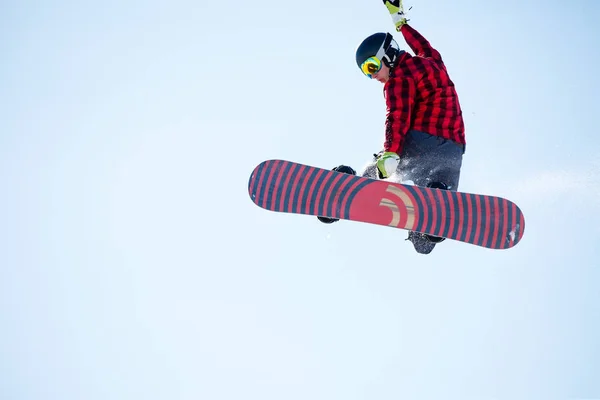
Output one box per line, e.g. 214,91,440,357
360,57,382,78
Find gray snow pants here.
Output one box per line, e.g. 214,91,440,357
360,129,465,190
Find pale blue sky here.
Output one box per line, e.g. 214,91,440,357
1,1,599,399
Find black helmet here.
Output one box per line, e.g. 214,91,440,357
355,32,402,70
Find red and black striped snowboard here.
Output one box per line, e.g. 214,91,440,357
248,160,525,250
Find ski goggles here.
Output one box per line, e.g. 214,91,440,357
360,57,382,79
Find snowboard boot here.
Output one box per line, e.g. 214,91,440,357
317,165,356,224
406,181,448,254
406,231,438,255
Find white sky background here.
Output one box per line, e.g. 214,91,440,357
1,0,599,399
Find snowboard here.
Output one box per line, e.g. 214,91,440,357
248,159,525,250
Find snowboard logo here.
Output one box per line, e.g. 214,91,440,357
379,185,416,229
349,182,418,231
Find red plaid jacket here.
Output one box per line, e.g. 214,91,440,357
383,24,466,154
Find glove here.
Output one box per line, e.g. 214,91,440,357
382,0,409,31
376,151,400,179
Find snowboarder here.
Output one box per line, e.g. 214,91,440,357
318,0,467,255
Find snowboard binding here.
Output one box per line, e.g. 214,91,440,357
317,165,356,224
406,181,448,253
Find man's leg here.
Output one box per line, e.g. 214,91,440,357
399,130,465,254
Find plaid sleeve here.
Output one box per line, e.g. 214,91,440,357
384,74,416,154
400,24,442,62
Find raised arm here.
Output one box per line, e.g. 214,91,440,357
382,0,443,61
399,24,443,62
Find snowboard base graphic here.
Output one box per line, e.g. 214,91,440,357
248,159,525,249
